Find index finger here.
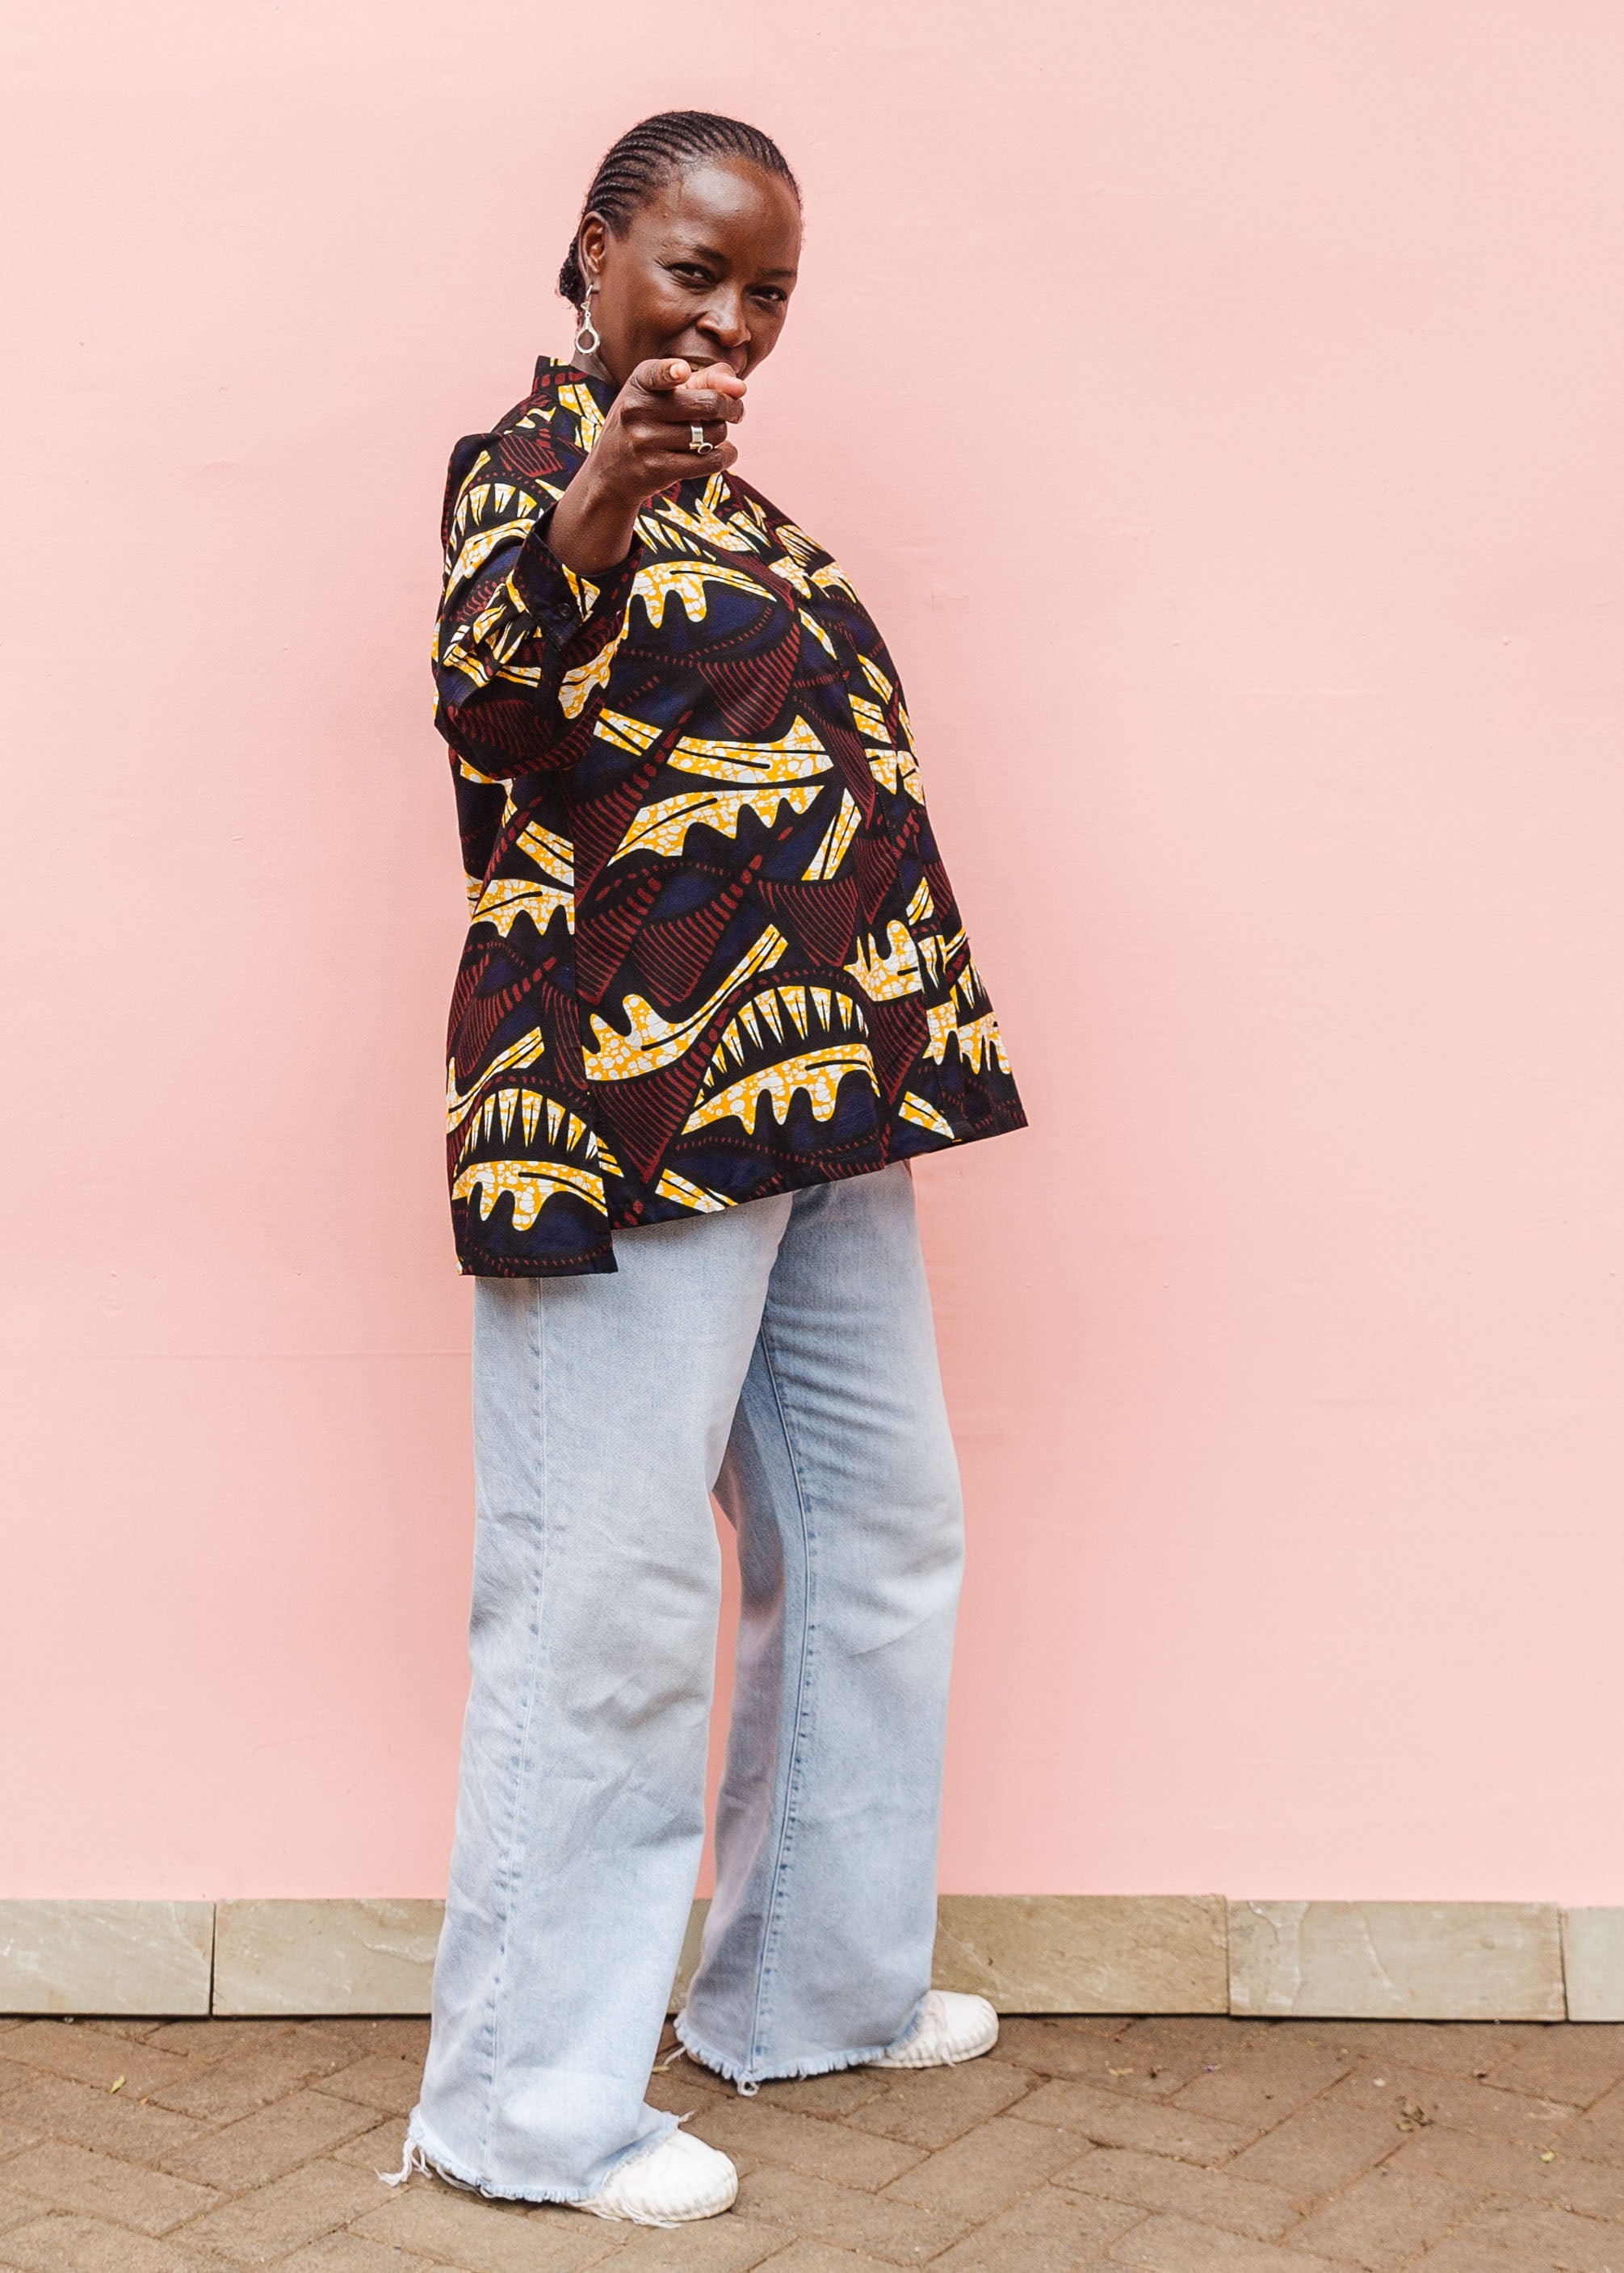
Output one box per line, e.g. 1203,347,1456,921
688,361,746,398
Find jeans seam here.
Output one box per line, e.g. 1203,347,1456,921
477,1281,552,2171
740,1319,820,2077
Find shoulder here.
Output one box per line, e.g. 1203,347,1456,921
439,361,600,542
724,476,804,548
437,424,577,554
728,480,845,587
720,479,873,626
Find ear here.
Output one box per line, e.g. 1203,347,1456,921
577,212,611,289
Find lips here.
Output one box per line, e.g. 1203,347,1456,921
666,340,749,376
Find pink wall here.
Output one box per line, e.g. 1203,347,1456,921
4,1,1623,1906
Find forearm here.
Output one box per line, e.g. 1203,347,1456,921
548,461,640,577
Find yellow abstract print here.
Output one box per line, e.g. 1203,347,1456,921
433,355,1025,1275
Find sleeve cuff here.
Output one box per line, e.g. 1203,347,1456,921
510,508,641,647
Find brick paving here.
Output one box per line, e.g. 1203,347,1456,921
3,2012,1624,2268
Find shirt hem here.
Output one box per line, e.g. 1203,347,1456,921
451,1097,1029,1278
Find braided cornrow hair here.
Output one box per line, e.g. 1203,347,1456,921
558,110,799,308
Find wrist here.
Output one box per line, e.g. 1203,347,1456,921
549,468,639,577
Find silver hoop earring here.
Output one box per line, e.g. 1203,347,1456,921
573,286,601,358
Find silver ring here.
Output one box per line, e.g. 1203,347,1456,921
688,424,711,455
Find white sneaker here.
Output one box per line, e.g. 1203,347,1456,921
573,2128,738,2226
870,1990,1000,2069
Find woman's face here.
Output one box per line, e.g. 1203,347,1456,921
577,159,802,387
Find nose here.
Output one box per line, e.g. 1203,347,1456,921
698,291,750,356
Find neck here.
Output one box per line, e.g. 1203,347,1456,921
567,348,615,391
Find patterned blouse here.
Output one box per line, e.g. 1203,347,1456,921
434,354,1026,1275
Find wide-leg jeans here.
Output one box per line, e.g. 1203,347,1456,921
404,1164,966,2202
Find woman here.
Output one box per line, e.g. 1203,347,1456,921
400,111,1026,2227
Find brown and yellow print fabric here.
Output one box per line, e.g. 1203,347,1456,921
435,356,1026,1275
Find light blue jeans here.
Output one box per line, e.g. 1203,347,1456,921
405,1164,965,2202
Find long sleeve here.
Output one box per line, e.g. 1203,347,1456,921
432,427,637,779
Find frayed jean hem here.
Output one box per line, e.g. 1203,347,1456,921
384,2106,679,2205
674,1992,926,2096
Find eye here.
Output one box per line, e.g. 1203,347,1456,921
749,287,787,308
667,262,711,286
